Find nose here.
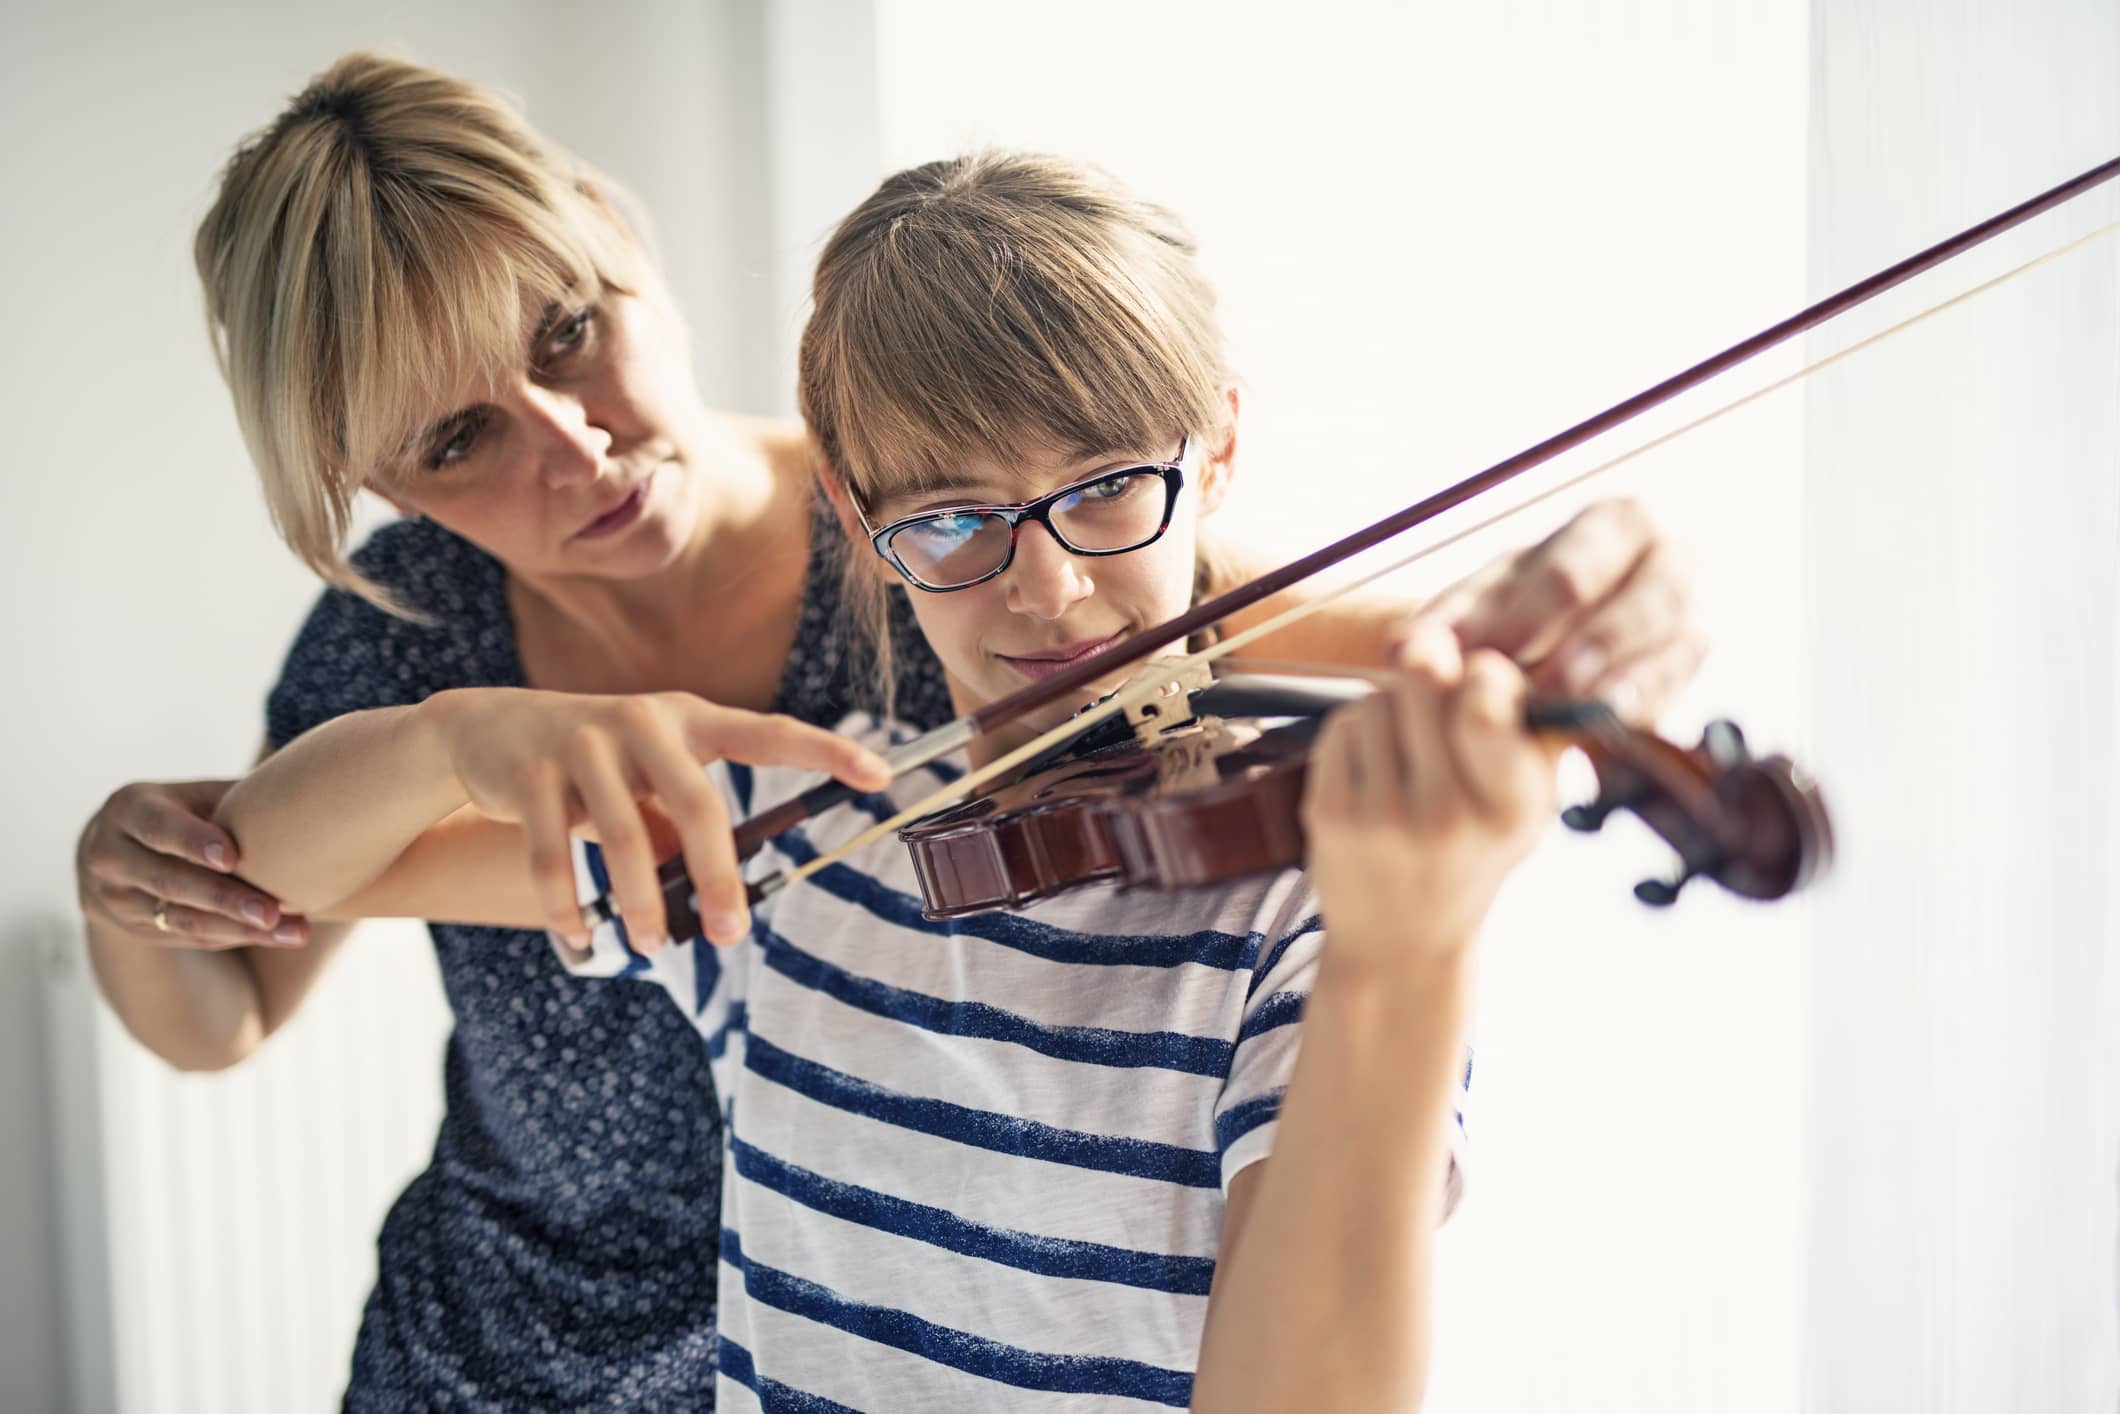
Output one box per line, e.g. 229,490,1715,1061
518,383,611,488
1002,520,1096,620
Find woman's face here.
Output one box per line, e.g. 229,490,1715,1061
375,285,708,580
867,435,1231,735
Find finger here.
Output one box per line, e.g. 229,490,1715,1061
111,889,290,951
1350,692,1413,823
627,719,747,946
1576,627,1711,726
569,728,670,949
1387,670,1459,825
1443,499,1656,667
86,833,284,930
1300,710,1358,837
673,701,891,790
118,784,245,874
1394,560,1506,661
518,760,591,949
1528,540,1692,699
1446,650,1548,826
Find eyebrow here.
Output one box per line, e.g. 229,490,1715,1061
395,302,571,461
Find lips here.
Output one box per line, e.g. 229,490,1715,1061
997,633,1125,681
574,471,652,541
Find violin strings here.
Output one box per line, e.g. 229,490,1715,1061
753,216,2120,901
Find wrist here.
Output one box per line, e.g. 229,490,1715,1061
416,687,498,766
1314,939,1477,1002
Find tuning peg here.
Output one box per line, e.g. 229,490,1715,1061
1561,784,1644,833
1701,720,1750,769
1633,849,1725,907
1633,873,1686,906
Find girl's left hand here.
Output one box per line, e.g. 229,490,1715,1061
1300,625,1561,966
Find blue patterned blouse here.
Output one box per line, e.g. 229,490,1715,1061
266,509,951,1411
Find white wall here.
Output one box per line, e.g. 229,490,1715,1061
0,4,775,1409
1802,1,2120,1409
852,4,1812,1410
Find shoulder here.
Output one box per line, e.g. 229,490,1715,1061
344,516,506,618
266,519,514,747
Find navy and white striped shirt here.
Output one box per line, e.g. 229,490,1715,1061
566,715,1466,1411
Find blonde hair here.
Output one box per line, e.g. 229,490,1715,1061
194,52,653,607
798,151,1234,700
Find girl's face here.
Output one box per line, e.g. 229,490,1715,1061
372,285,711,582
859,429,1233,737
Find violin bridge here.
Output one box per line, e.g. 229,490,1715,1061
1121,657,1212,739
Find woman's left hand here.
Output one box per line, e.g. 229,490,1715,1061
1400,497,1706,723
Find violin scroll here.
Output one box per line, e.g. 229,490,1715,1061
1529,701,1833,907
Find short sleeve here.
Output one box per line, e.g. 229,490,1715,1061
1214,903,1472,1215
1214,910,1324,1190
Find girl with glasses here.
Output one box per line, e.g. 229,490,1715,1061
208,150,1607,1411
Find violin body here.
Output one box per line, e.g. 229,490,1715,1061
899,715,1313,919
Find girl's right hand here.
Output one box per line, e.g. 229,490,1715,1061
431,689,891,949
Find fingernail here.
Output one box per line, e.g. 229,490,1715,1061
241,900,270,927
707,910,748,945
1561,645,1607,692
205,843,232,871
636,934,667,955
271,922,304,945
564,930,592,952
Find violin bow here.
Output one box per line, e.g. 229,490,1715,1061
586,152,2120,927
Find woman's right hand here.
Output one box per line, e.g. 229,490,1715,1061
430,689,891,949
77,780,308,950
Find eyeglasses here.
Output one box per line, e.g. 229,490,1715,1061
855,440,1188,593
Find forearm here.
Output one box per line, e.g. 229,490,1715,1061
83,913,268,1070
213,694,476,915
1210,540,1408,666
1192,949,1475,1413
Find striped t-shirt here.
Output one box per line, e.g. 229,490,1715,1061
564,714,1466,1411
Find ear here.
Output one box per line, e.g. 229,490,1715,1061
812,459,893,583
812,458,861,538
1194,385,1240,518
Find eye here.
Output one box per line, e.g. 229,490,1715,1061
1061,472,1146,510
538,307,597,368
424,409,488,471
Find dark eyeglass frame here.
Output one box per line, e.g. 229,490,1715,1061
854,439,1189,593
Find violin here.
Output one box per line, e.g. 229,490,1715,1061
896,669,1832,920
582,152,2119,938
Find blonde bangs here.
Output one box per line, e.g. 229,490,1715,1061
197,52,650,608
348,176,643,496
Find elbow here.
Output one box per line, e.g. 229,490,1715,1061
118,1011,266,1075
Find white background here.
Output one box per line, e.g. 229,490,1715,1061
2,2,2114,1411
